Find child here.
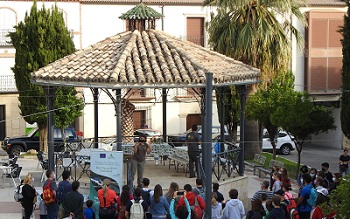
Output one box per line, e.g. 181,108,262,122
39,194,47,219
84,200,95,219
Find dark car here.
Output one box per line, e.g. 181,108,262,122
168,125,229,147
1,127,81,156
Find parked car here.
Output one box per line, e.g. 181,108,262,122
262,130,296,155
1,127,81,156
168,125,229,147
134,129,162,141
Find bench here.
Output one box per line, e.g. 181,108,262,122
168,153,189,175
244,154,267,175
257,159,284,178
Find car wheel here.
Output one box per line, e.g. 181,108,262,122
10,145,24,156
280,144,291,155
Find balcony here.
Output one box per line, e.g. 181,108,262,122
0,28,15,46
0,75,17,92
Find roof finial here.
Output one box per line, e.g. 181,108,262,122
140,0,143,3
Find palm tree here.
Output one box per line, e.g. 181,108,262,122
122,99,135,143
205,0,306,158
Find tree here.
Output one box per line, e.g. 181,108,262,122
205,0,306,158
271,93,335,178
246,71,295,159
10,1,83,152
340,0,350,143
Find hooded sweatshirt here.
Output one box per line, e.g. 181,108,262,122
177,192,206,210
211,201,222,219
222,199,245,219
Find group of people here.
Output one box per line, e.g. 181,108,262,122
248,158,345,219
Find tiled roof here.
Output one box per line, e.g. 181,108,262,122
305,0,346,6
31,29,260,88
80,0,204,5
119,3,163,20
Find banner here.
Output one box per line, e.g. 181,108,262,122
89,151,123,218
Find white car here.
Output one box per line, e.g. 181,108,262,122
262,130,296,155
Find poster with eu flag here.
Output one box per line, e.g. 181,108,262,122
89,151,123,217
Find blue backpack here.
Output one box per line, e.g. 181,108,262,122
141,189,151,206
56,183,65,203
306,186,318,207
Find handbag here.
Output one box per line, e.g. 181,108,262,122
99,197,116,216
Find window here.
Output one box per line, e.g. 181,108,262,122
0,8,16,46
186,17,204,46
64,129,75,139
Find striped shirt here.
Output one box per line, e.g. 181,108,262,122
251,190,274,202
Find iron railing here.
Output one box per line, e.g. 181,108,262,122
0,28,15,46
0,75,17,92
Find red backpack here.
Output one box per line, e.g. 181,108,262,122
190,196,204,219
285,192,299,219
43,180,56,204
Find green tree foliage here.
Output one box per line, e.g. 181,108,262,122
340,0,350,140
246,71,295,159
271,93,335,178
9,1,83,151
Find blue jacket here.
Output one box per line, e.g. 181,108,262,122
170,198,190,219
150,196,169,216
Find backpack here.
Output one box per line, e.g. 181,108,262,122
190,196,204,219
306,186,318,207
194,188,206,201
284,193,299,219
43,180,56,204
141,189,151,206
14,184,24,202
130,199,144,219
56,183,65,203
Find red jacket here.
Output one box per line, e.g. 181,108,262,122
177,192,206,210
311,207,336,219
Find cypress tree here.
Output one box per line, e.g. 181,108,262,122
9,1,83,152
341,0,350,141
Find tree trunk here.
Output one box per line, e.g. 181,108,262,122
39,123,48,152
122,99,135,143
271,140,277,160
295,141,303,180
244,120,261,159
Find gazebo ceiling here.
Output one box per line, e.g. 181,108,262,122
31,29,260,89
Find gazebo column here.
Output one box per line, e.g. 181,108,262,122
203,73,213,218
47,86,54,171
219,87,225,152
200,87,206,179
238,85,247,175
115,89,122,151
93,88,99,148
162,88,167,142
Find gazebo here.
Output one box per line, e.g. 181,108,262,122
30,3,260,217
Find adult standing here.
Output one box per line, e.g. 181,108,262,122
296,174,313,219
22,174,37,219
98,179,118,219
150,184,169,219
339,149,350,176
186,124,201,178
251,180,273,203
131,134,152,187
63,181,84,219
321,163,333,184
57,170,72,219
43,170,59,219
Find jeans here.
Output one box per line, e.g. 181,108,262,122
340,166,349,176
188,152,199,177
131,159,145,187
46,202,59,219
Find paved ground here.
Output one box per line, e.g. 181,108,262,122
0,154,297,219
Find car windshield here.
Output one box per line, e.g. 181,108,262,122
26,128,38,137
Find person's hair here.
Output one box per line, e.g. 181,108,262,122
45,169,53,179
72,181,80,191
261,193,268,201
272,196,281,206
175,206,189,219
315,193,328,206
121,185,130,205
153,184,163,203
166,182,179,199
142,178,150,187
62,170,71,180
134,187,142,198
310,168,317,174
321,162,330,168
251,199,263,212
300,165,309,174
281,168,289,181
283,183,292,191
196,178,203,186
344,149,348,152
317,171,326,179
273,172,281,180
334,173,342,182
86,200,93,208
213,183,219,191
192,124,198,131
23,174,33,185
273,166,280,172
302,173,312,183
102,178,111,198
266,199,273,211
212,193,218,206
229,189,238,199
316,177,324,187
184,184,192,192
